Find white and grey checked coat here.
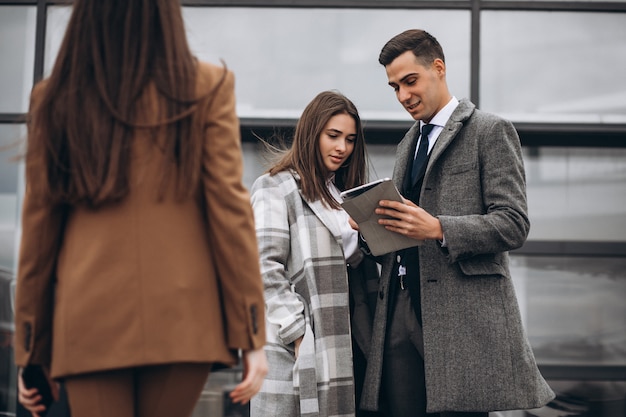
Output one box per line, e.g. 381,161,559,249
250,170,357,417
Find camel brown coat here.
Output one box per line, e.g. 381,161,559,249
14,61,266,379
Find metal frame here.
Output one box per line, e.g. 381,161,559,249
239,118,626,147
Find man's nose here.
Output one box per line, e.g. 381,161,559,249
398,86,410,103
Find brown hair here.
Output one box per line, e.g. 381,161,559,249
27,0,223,207
268,91,368,209
379,29,445,67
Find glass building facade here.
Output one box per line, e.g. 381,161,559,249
0,1,625,416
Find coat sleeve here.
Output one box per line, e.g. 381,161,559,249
199,65,265,351
250,174,305,346
438,117,530,264
14,82,65,367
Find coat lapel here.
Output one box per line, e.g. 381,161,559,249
288,171,343,243
302,194,343,243
427,99,475,175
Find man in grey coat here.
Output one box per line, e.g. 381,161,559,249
358,29,555,416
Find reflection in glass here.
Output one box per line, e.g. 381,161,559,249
533,380,626,417
509,254,626,417
0,123,21,416
242,141,266,190
481,11,626,123
45,6,72,77
0,124,23,271
245,143,626,243
511,255,626,366
0,6,36,113
323,144,626,244
182,7,470,120
45,6,471,121
0,267,16,416
524,147,626,242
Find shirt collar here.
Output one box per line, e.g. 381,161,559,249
421,96,459,130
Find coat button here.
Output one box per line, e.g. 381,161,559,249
379,290,384,300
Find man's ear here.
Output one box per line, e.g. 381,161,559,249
433,58,446,75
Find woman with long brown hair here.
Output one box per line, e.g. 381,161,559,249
250,91,379,417
14,1,267,416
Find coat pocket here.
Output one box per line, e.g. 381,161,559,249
292,320,317,387
447,161,476,175
458,254,507,278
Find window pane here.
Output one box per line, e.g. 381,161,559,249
0,6,36,113
242,142,266,190
525,147,626,242
0,124,23,270
481,11,626,123
45,6,72,77
299,144,626,242
45,6,470,121
183,7,470,120
528,380,626,417
0,124,22,416
510,254,626,417
512,255,626,366
0,265,16,416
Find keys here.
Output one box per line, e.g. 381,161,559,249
398,265,407,290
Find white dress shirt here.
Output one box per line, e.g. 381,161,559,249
328,178,361,266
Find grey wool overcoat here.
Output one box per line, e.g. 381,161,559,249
360,99,555,413
250,170,360,417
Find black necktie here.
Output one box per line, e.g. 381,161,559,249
411,123,435,185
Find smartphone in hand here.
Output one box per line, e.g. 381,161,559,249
21,365,54,416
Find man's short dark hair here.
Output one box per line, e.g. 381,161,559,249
379,29,445,67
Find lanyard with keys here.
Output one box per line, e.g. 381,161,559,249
398,265,407,290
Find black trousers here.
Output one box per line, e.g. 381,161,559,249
381,280,489,417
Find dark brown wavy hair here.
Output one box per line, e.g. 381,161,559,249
268,91,368,209
27,0,223,207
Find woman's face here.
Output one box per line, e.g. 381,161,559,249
318,113,356,173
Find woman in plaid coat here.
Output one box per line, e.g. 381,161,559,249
250,91,375,417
